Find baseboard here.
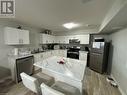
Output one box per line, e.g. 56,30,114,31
110,74,126,95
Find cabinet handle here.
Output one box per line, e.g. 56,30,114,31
21,39,23,43
19,39,23,44
19,39,21,43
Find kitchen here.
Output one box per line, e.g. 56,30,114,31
0,0,127,95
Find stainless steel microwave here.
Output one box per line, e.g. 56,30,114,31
69,39,80,44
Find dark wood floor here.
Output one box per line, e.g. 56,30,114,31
0,68,121,95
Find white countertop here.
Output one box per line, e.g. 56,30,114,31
8,54,33,59
34,56,86,82
79,51,88,53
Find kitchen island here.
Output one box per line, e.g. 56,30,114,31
34,56,87,95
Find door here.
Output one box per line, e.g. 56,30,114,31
89,53,103,73
20,30,29,44
4,27,20,45
79,52,87,61
16,56,34,82
80,35,89,44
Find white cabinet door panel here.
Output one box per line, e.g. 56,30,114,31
4,27,30,45
4,27,19,45
79,52,88,61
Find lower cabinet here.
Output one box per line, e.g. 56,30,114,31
79,51,88,61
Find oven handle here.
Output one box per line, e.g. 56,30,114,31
67,52,79,55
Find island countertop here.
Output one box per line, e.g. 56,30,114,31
34,56,86,81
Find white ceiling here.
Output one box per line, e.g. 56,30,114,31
100,0,127,33
14,0,114,32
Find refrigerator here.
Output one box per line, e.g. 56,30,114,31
89,38,110,74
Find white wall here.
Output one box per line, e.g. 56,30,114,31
109,28,127,95
0,19,41,78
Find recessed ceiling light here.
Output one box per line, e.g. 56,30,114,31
63,22,80,29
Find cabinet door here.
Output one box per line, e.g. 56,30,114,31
65,36,69,44
4,27,20,45
89,53,103,73
47,35,51,43
80,35,89,44
39,34,43,44
56,36,61,43
19,30,29,44
52,36,55,43
62,36,69,44
49,35,55,43
79,52,87,61
41,34,47,44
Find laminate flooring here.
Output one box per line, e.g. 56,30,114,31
0,68,121,95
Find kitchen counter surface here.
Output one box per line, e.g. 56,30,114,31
79,51,88,53
8,54,33,59
32,49,67,54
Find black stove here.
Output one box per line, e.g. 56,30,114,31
67,46,80,59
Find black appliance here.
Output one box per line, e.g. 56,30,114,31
89,38,110,74
67,46,80,59
16,56,34,82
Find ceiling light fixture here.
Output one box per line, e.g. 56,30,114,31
63,22,80,29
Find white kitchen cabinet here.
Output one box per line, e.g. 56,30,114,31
55,35,89,44
40,34,48,44
56,36,69,44
40,34,89,44
69,35,90,44
40,34,55,44
79,51,88,61
19,29,29,44
55,36,61,43
79,35,89,44
4,27,30,45
62,36,69,44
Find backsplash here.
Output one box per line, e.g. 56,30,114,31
41,43,90,51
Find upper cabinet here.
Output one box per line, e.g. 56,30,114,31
77,35,89,44
40,34,55,44
40,33,89,44
56,36,69,44
4,27,30,45
67,34,90,44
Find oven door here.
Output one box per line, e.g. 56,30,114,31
67,52,79,59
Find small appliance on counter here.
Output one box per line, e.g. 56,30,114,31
69,39,80,44
54,45,60,50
